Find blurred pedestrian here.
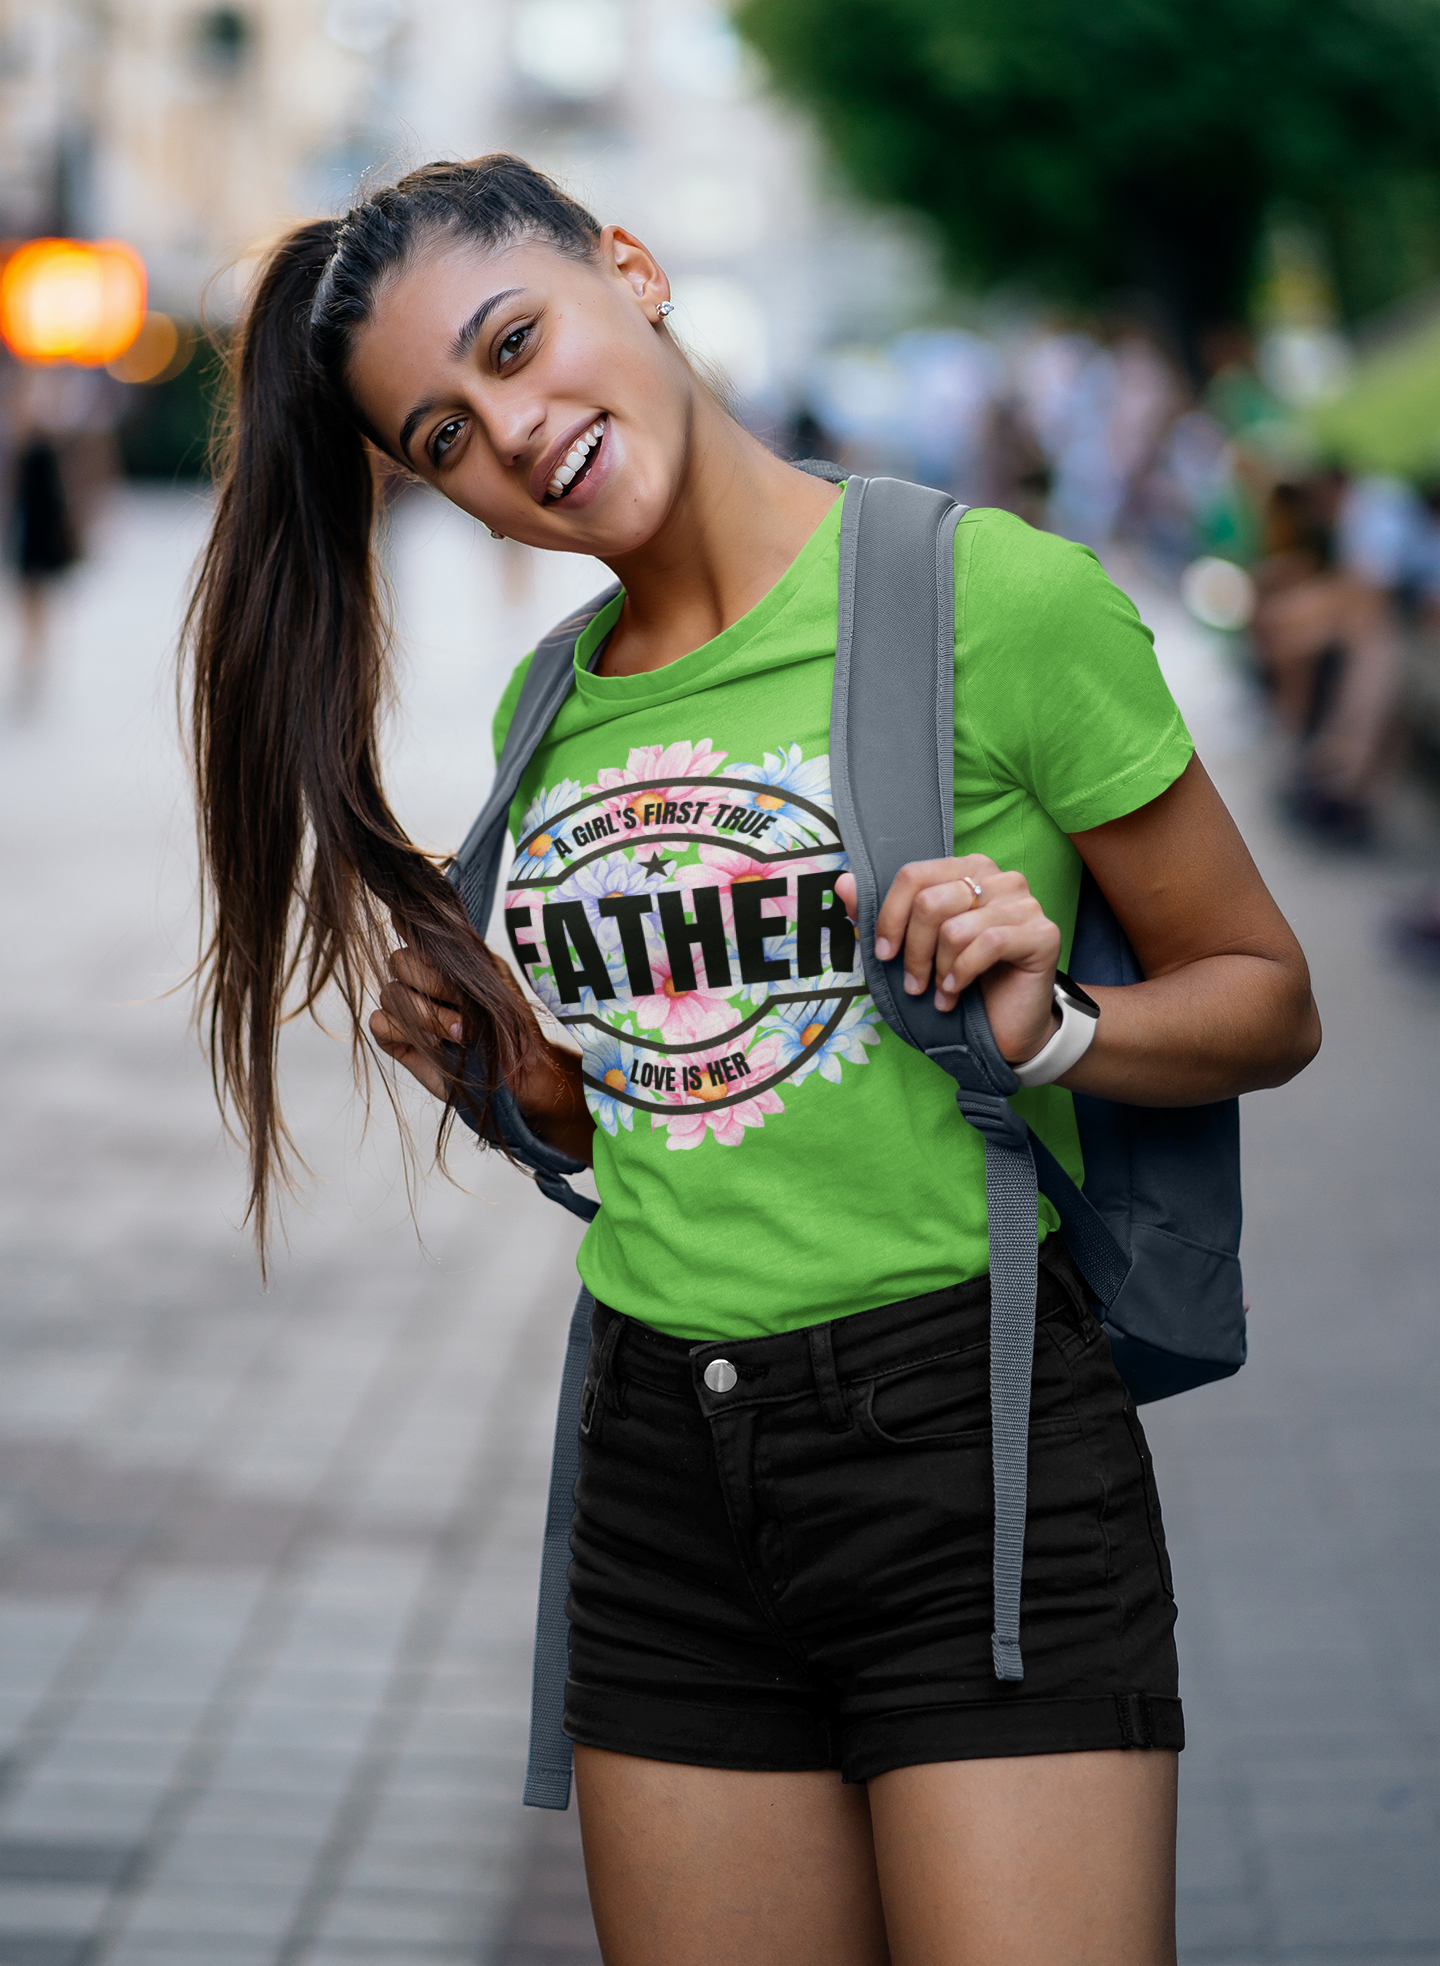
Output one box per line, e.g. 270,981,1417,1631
3,363,118,714
889,327,1000,501
6,369,80,711
184,154,1319,1966
1251,472,1404,843
1014,320,1184,551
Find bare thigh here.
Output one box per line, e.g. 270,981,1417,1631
869,1748,1178,1966
574,1744,889,1966
575,1743,1176,1966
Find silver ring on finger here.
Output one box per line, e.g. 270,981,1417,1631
961,875,983,902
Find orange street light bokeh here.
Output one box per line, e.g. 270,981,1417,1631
0,238,147,366
107,311,194,384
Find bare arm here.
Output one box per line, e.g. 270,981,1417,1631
837,757,1320,1107
1063,757,1320,1103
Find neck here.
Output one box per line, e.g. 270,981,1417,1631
596,396,840,677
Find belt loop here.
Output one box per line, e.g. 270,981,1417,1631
580,1312,625,1436
807,1322,851,1432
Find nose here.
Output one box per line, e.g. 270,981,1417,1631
482,391,546,472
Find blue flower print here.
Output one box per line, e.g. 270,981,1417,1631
554,851,668,955
515,778,588,882
728,745,833,847
763,996,882,1085
741,927,798,1007
577,1025,638,1135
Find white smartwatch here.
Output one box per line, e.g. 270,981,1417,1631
1011,971,1100,1088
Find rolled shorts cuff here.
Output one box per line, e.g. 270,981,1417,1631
565,1678,1183,1781
842,1692,1185,1783
564,1676,835,1772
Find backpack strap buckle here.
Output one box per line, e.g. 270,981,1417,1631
948,1084,1031,1152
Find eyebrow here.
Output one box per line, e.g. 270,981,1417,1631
397,286,527,463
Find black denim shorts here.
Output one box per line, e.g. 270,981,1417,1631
564,1237,1183,1783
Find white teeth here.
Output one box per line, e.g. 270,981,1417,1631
547,416,606,499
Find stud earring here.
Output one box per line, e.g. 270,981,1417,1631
657,300,674,318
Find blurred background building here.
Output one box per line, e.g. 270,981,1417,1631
1,0,934,440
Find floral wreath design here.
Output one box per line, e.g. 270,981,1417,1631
509,739,882,1151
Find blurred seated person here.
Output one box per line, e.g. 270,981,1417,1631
1250,470,1402,844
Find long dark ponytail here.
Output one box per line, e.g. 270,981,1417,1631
185,156,601,1253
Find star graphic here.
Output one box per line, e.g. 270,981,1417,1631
640,851,672,878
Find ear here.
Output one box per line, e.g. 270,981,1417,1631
601,224,671,317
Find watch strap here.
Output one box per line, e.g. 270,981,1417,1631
1011,971,1100,1088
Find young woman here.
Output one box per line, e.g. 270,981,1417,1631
188,156,1320,1965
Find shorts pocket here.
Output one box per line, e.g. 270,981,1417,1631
853,1342,1080,1448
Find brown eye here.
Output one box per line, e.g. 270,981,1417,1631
431,418,464,462
498,324,531,366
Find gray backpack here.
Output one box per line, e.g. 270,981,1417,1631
449,472,1246,1808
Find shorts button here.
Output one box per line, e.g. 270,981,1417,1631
704,1358,738,1394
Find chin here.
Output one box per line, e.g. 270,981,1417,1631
569,482,673,558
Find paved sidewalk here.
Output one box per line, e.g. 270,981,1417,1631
1136,580,1440,1965
1,493,1437,1965
495,1811,597,1966
0,488,597,1965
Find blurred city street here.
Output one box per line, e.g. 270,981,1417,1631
0,483,1438,1966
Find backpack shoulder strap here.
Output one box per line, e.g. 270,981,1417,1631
829,478,1131,1685
829,478,1127,1301
446,583,620,1225
451,583,622,935
830,475,964,1042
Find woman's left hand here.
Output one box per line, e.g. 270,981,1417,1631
834,858,1061,1066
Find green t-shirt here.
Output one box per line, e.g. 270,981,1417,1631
492,496,1192,1342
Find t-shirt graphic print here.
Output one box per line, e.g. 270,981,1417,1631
491,493,1193,1342
504,738,882,1150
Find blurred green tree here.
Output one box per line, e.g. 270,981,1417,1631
734,0,1440,356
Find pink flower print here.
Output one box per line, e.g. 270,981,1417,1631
596,739,727,827
631,945,734,1045
652,1033,785,1150
676,847,828,934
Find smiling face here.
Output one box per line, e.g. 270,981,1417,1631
344,224,696,556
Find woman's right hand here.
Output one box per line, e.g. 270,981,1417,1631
371,944,596,1163
369,944,467,1099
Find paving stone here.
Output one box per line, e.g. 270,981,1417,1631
175,1790,342,1839
340,1848,505,1895
0,1843,134,1887
0,1789,164,1843
221,1703,381,1754
53,1700,212,1746
313,1884,492,1947
103,1939,278,1966
304,1949,482,1966
117,1883,310,1942
0,1886,108,1935
0,1937,90,1966
496,1806,600,1966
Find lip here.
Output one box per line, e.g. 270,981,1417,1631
531,411,607,508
